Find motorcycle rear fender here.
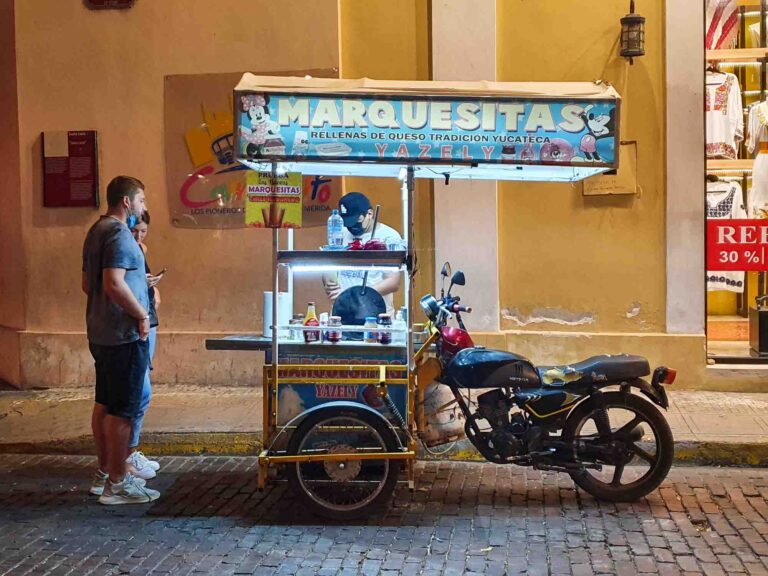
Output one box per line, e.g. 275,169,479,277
619,378,669,410
280,401,406,450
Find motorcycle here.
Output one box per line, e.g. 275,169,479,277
284,263,676,519
417,263,675,503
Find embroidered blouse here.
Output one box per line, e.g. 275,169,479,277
706,72,744,160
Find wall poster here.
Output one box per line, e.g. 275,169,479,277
164,70,341,229
42,130,99,208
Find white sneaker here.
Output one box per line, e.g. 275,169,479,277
126,451,157,480
98,474,160,505
129,450,160,472
90,469,146,496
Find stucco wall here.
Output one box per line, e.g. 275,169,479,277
340,0,434,309
10,0,339,387
496,0,667,334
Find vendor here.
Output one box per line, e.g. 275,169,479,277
323,192,402,315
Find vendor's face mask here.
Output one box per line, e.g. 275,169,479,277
347,220,365,237
346,212,369,237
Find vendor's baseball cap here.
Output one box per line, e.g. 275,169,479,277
339,192,372,227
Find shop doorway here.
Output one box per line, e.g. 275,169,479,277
705,0,768,363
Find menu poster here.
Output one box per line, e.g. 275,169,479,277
42,130,99,208
245,171,303,228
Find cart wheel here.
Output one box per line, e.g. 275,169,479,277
286,407,401,520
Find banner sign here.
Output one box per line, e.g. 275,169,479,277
707,220,768,271
245,172,302,228
235,92,618,168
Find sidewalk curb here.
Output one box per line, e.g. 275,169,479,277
2,433,768,467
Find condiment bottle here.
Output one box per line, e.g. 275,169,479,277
328,316,342,343
377,313,392,345
364,316,378,344
303,302,320,343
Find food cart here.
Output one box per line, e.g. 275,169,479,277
206,75,620,518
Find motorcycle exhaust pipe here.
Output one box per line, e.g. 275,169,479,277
629,424,645,442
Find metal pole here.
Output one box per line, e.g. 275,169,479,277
287,228,294,320
406,166,415,371
271,163,280,399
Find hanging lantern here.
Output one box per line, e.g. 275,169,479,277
620,0,645,64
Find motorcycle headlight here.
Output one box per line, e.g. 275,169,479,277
419,294,440,322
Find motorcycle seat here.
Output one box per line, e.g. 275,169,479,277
537,354,650,387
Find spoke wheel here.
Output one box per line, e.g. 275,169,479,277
561,392,673,502
286,408,401,519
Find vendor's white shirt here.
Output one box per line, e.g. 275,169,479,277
340,222,403,315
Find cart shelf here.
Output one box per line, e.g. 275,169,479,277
277,250,407,267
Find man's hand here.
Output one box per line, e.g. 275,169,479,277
324,281,343,301
138,316,150,341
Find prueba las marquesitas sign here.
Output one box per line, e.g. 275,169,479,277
235,93,618,167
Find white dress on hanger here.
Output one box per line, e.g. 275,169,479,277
747,102,768,218
707,181,748,292
706,71,744,160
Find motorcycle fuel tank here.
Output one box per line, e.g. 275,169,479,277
440,347,541,390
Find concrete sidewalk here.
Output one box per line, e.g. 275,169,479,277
2,385,768,464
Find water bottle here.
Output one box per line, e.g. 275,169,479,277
327,209,344,249
393,308,407,345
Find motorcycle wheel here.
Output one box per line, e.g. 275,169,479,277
561,391,673,502
286,408,401,520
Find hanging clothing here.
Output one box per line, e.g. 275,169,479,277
746,102,768,154
706,0,738,50
747,103,768,218
752,154,768,219
706,72,744,160
707,181,747,292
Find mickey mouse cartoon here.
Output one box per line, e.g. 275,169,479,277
577,105,615,162
240,94,283,157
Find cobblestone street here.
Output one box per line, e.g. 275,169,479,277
2,456,768,575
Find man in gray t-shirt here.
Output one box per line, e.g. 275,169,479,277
81,175,159,505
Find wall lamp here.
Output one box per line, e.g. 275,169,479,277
620,0,646,64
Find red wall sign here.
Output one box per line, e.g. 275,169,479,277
707,219,768,271
84,0,135,9
42,131,99,208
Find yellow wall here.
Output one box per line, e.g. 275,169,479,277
340,0,433,307
496,0,666,333
6,0,340,387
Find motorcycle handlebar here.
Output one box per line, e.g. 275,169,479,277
450,303,472,313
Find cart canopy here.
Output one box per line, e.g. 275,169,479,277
234,75,621,182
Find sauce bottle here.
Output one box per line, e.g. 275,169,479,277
303,302,320,343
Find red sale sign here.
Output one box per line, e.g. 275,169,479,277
707,220,768,271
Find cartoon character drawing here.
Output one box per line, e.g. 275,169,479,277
520,142,536,161
578,105,615,162
240,94,285,157
291,131,309,156
540,139,575,163
500,145,517,162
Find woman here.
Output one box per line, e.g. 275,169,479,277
127,210,163,479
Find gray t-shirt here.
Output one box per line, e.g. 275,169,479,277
82,216,149,346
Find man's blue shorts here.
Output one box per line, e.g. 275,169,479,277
89,339,150,419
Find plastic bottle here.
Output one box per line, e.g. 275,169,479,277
393,308,407,345
327,209,344,249
319,312,329,342
303,302,320,343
